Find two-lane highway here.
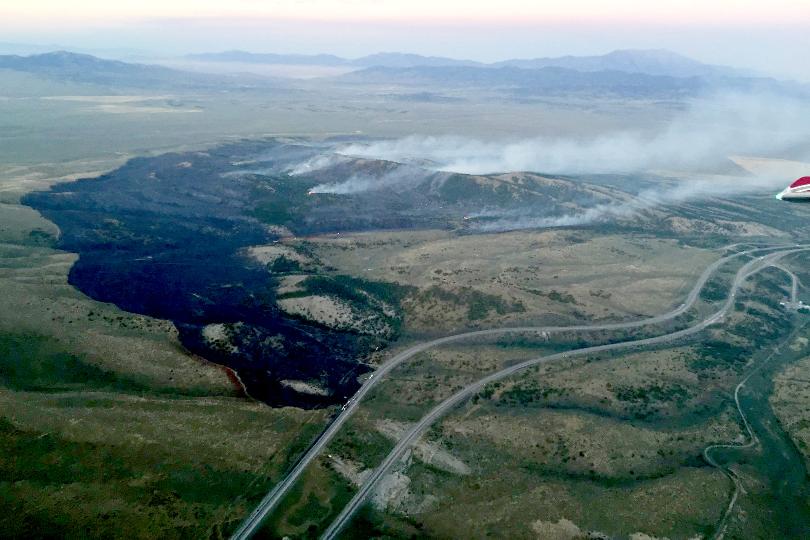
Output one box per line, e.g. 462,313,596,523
320,248,807,540
230,244,802,540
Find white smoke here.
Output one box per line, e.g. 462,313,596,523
333,92,810,176
286,153,350,176
308,173,386,195
473,172,790,232
283,90,809,231
469,203,632,232
306,164,440,194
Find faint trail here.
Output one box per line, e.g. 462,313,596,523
703,325,797,540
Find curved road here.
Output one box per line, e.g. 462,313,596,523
230,243,801,540
321,248,808,540
701,346,771,540
703,261,802,540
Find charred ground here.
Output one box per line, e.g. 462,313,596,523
21,139,642,408
23,139,809,409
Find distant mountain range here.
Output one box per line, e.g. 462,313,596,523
187,49,748,78
186,48,810,98
492,49,749,78
186,50,483,69
1,50,805,100
0,50,283,90
334,64,808,99
0,41,148,59
337,65,706,98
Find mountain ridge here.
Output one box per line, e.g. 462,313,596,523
334,64,809,100
185,48,750,78
0,50,287,89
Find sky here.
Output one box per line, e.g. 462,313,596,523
4,0,810,24
1,0,808,79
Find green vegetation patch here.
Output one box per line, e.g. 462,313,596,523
26,228,57,247
251,176,310,226
279,275,411,305
265,462,358,539
612,382,690,406
0,417,273,539
437,174,514,204
327,425,395,469
688,340,748,374
526,288,579,305
699,277,729,303
0,333,152,394
497,382,570,407
416,285,525,321
279,275,415,335
268,255,303,274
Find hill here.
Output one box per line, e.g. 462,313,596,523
336,65,706,98
352,52,482,68
336,64,808,100
185,48,749,78
185,50,481,68
19,140,633,408
493,49,747,78
0,51,283,90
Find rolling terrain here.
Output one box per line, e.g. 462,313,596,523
20,140,645,407
25,139,807,410
2,40,810,539
14,135,810,539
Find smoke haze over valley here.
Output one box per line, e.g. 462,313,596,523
307,92,810,178
286,90,810,232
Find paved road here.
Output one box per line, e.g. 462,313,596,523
229,243,799,540
321,248,808,540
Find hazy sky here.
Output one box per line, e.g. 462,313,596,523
5,1,810,23
2,1,808,79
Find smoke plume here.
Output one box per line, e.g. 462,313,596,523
284,90,810,230
472,172,791,232
333,92,810,175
